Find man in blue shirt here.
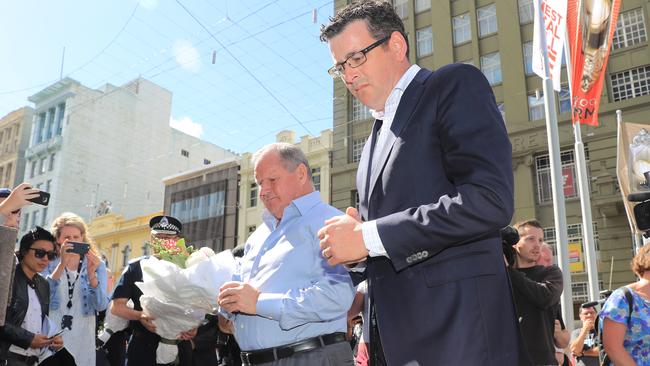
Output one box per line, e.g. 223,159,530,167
218,143,355,366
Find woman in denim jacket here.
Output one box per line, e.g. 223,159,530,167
44,212,108,366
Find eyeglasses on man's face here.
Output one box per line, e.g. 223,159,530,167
328,35,390,78
29,248,57,260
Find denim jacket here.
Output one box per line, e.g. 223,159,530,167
44,259,109,316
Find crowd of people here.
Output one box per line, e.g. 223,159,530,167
1,1,649,365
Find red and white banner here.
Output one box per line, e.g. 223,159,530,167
567,0,621,126
533,0,567,91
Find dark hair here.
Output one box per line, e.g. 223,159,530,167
17,226,56,261
513,219,543,235
320,0,409,58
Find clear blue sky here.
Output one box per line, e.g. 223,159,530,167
0,0,335,154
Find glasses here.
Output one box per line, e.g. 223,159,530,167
328,36,390,78
29,248,58,260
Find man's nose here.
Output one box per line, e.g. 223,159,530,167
342,66,359,85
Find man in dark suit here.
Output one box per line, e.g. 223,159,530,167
317,2,522,365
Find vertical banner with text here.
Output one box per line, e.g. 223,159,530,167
533,0,567,91
567,0,621,126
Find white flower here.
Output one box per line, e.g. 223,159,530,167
185,247,216,268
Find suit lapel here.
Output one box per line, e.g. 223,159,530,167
367,69,431,203
356,119,381,220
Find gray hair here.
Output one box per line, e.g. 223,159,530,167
252,143,312,180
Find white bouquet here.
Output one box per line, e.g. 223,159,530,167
136,247,236,364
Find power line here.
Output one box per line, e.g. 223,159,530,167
175,0,317,138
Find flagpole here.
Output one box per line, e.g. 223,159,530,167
536,0,574,325
564,35,600,303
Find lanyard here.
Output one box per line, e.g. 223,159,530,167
64,257,84,310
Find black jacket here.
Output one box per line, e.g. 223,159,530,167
0,264,50,360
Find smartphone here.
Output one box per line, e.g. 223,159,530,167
27,190,50,206
48,329,64,339
68,242,90,256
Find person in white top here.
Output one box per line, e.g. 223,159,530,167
1,226,63,365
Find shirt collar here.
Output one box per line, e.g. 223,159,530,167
262,191,322,229
371,64,421,120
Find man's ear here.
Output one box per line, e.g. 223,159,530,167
297,163,309,183
389,31,408,61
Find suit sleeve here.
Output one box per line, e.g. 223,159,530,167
376,65,514,271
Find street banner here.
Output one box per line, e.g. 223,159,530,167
569,241,585,273
533,0,567,91
567,0,621,126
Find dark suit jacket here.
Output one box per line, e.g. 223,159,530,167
356,64,521,365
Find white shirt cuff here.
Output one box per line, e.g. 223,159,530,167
361,220,389,258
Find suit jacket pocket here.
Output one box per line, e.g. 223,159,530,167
422,249,501,288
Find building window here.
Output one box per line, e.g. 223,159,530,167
535,149,581,203
49,154,55,171
46,179,52,193
181,149,189,157
497,103,506,123
352,137,367,163
416,26,433,58
39,157,46,175
203,158,211,165
29,161,36,178
477,4,498,37
610,65,650,102
414,0,430,13
21,212,29,232
34,113,45,145
312,167,321,191
518,0,534,24
613,8,647,50
523,42,534,75
41,208,47,227
170,191,226,223
121,244,131,268
528,92,545,120
480,52,502,85
544,222,599,256
33,210,40,229
559,85,571,114
142,242,151,256
45,107,55,141
393,0,408,19
4,163,11,186
55,102,65,136
249,183,258,207
351,97,371,121
452,14,471,45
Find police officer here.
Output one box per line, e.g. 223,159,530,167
109,215,191,366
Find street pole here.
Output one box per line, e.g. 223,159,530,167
536,0,574,324
564,36,600,302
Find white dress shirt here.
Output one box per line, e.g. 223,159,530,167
361,64,421,257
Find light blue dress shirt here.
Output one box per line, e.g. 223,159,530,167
230,191,354,351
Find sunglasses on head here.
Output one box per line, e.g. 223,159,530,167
29,248,57,260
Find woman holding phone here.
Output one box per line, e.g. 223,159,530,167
44,212,108,366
